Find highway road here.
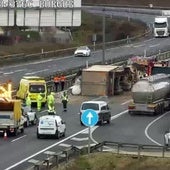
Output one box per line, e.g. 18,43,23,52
1,7,170,170
2,93,170,170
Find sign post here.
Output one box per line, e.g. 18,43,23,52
81,109,99,155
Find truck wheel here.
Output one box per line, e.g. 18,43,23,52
14,128,18,136
107,118,111,124
21,128,24,133
63,129,66,137
55,131,60,139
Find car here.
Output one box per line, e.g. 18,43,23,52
37,115,66,139
80,101,111,125
21,104,37,127
74,46,91,57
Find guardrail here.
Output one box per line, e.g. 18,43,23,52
26,140,170,170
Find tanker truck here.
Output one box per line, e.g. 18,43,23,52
128,74,170,115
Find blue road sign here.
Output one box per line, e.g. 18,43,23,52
81,109,99,126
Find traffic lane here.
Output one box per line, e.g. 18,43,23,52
0,96,126,170
145,111,170,146
92,108,162,145
1,36,170,87
0,103,87,170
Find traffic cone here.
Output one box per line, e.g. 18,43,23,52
3,131,7,140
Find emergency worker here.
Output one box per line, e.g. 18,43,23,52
60,74,66,91
53,75,61,92
61,91,68,112
37,93,43,112
47,92,56,114
26,94,32,111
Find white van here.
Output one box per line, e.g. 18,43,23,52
37,115,66,139
80,101,111,125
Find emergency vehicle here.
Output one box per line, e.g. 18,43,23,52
16,76,47,105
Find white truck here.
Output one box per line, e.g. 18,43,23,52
153,16,170,37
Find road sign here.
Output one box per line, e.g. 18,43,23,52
0,0,81,26
81,109,98,127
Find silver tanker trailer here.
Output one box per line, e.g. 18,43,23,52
128,74,170,115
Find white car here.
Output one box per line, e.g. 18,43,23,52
80,101,111,125
22,105,37,127
37,115,66,139
74,46,91,57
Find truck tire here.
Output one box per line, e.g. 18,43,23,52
21,128,24,133
55,130,60,139
14,128,18,136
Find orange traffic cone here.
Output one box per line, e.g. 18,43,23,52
4,131,7,140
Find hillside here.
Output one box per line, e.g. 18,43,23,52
83,0,170,7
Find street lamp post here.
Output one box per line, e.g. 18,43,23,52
102,8,106,64
14,0,17,27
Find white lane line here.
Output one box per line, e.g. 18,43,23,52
149,44,160,48
4,72,14,75
5,128,89,170
90,110,128,145
25,69,49,75
71,137,88,141
11,135,27,142
58,143,72,147
145,112,169,146
121,99,132,105
133,44,145,48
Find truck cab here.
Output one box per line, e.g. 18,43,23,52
154,16,169,37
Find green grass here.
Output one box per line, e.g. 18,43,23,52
56,152,170,170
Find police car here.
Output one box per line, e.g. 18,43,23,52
37,115,66,139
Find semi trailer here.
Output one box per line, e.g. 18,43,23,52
128,74,170,115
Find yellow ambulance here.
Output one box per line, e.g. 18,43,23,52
16,76,47,105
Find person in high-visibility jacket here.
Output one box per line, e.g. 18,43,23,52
61,91,68,112
37,93,43,112
47,92,56,114
25,94,32,111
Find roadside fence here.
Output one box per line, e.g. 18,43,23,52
26,141,170,170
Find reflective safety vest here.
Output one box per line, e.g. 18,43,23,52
26,96,31,106
61,94,68,101
47,94,55,105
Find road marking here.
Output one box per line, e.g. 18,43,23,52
90,110,128,145
149,44,160,48
71,137,88,141
145,112,169,146
58,143,72,147
11,135,27,142
133,44,145,48
5,128,89,170
25,69,49,75
121,99,132,105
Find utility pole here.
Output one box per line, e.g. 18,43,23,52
14,0,17,27
102,8,106,64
